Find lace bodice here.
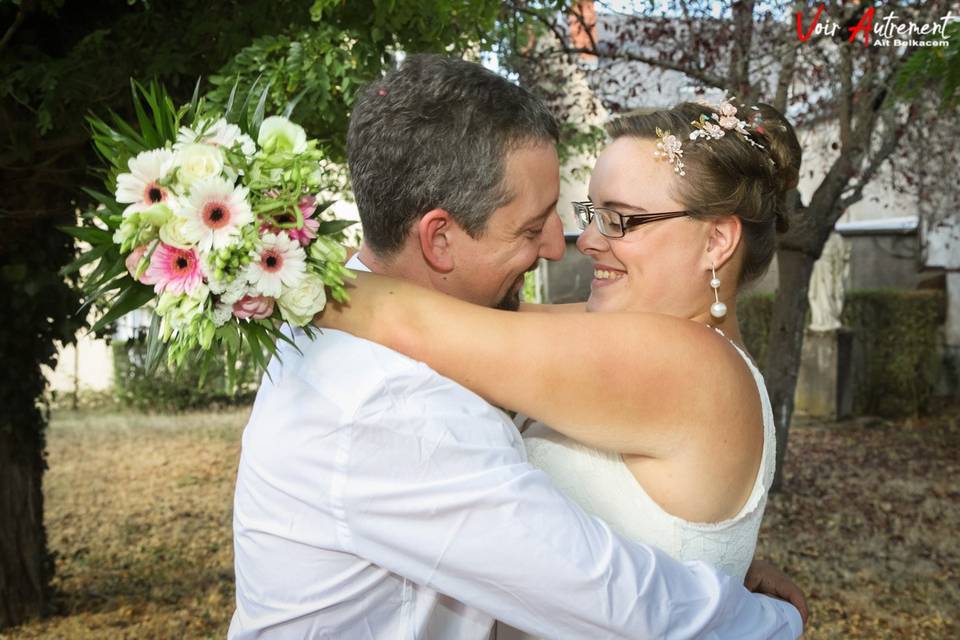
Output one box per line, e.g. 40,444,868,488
524,329,774,581
496,330,777,640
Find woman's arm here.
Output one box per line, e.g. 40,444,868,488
317,273,754,458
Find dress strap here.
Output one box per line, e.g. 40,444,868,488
709,325,761,372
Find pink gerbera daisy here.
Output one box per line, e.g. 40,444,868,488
287,195,322,246
143,242,204,295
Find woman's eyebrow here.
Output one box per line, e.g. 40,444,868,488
600,200,649,213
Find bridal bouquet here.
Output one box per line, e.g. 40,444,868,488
66,82,354,376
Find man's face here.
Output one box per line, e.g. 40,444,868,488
445,143,565,309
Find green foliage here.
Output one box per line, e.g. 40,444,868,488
739,290,948,417
111,336,259,413
0,1,315,141
895,22,960,110
206,1,503,161
310,0,500,54
842,290,947,418
206,26,378,163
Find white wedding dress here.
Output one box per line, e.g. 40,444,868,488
496,328,777,640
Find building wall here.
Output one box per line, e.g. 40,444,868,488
43,330,113,393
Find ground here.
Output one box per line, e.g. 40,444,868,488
1,406,957,639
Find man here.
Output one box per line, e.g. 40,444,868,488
230,54,804,639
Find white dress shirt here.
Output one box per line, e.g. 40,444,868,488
229,257,803,639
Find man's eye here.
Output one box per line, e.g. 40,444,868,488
524,227,544,238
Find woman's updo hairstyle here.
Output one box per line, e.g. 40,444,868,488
606,101,801,286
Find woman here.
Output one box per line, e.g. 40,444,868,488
316,99,802,619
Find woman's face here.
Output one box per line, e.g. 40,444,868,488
577,136,714,316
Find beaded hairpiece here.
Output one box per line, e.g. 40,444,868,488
654,100,766,176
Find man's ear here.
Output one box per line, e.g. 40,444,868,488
417,209,456,273
705,214,742,270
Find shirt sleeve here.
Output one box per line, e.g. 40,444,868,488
337,380,803,639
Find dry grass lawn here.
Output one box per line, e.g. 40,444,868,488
1,405,957,639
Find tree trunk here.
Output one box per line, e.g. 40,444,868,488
0,418,51,628
765,247,817,492
0,159,80,630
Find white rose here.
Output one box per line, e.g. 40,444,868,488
159,215,194,249
277,273,326,326
258,116,308,154
176,143,224,187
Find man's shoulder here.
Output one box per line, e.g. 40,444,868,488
269,327,495,416
275,327,517,441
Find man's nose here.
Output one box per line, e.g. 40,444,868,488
539,213,566,262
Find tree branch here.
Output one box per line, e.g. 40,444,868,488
569,2,599,59
838,107,902,211
564,46,726,90
838,43,854,153
727,0,756,101
0,0,31,55
514,4,727,91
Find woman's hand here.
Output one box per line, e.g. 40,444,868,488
744,559,809,626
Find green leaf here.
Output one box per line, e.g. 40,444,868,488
186,76,203,124
282,88,309,119
59,225,112,244
251,79,274,134
237,74,263,134
144,311,166,375
224,75,241,119
88,284,155,334
316,219,356,235
131,79,160,146
81,187,125,217
60,244,108,276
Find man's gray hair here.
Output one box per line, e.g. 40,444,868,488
347,54,559,256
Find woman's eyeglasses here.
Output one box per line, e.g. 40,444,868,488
572,201,693,238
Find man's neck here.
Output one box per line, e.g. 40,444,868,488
357,243,436,291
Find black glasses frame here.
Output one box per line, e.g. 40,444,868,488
572,201,693,238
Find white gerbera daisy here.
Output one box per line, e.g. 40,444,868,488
246,233,306,298
115,149,175,216
177,177,253,253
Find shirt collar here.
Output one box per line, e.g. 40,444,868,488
346,253,371,273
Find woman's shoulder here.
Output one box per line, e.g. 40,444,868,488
615,318,761,430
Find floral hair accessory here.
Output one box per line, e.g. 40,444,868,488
653,99,766,177
653,127,686,176
689,99,765,150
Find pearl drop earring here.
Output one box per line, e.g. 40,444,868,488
710,264,727,319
